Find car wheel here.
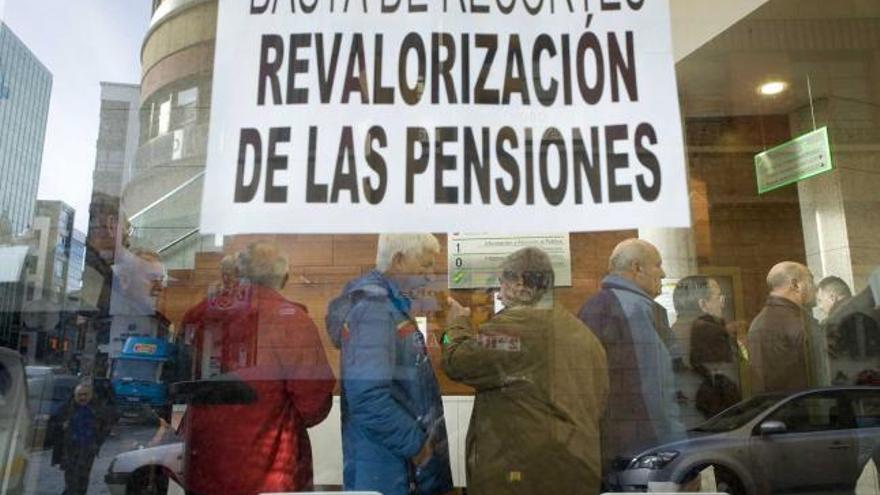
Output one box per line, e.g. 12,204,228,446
126,467,169,495
714,465,746,495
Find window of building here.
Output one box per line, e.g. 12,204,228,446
174,86,198,127
4,2,880,494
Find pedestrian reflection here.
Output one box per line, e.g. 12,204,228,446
50,382,112,495
181,241,335,494
443,247,609,494
109,248,170,354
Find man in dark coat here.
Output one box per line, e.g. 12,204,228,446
578,239,685,471
747,261,819,393
52,383,111,495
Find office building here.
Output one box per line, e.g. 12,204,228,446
0,22,52,235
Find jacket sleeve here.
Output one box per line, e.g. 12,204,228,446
629,304,685,438
254,298,335,428
282,314,336,428
593,337,611,417
343,298,426,458
442,314,523,390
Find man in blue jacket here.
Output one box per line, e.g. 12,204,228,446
578,238,685,472
326,234,453,495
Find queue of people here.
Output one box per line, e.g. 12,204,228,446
89,233,877,495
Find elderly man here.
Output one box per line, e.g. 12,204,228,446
183,241,335,495
577,238,684,470
326,234,453,495
748,261,820,393
443,247,608,495
109,248,170,346
51,383,111,495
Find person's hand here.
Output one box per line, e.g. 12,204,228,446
411,438,433,468
446,297,471,324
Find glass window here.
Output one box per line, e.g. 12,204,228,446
157,98,170,136
848,390,880,428
768,393,855,433
3,1,880,494
174,86,198,127
111,359,161,383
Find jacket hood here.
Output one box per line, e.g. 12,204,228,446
325,270,393,349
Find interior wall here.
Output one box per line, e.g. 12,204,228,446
686,114,807,321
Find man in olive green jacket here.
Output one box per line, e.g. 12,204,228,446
443,247,609,495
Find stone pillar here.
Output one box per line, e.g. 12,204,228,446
793,91,880,292
638,228,698,279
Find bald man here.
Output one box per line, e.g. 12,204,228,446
578,239,685,473
748,262,820,393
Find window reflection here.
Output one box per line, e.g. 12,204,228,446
1,0,880,494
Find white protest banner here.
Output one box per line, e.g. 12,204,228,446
201,0,690,234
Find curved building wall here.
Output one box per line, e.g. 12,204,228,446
127,0,217,269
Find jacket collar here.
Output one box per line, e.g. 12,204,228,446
369,270,412,315
250,284,309,312
602,274,653,301
765,294,804,312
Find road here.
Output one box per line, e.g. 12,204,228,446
22,423,158,495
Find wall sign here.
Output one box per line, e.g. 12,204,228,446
755,127,833,194
448,233,571,289
201,0,690,234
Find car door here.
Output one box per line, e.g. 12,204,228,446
0,349,29,493
845,389,880,485
749,391,858,494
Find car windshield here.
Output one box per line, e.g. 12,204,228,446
112,359,161,383
692,394,786,433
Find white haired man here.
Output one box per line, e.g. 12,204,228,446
577,238,685,472
326,234,453,495
748,261,819,393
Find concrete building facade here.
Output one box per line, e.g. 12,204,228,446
126,0,218,269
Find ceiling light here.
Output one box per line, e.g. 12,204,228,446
759,81,787,96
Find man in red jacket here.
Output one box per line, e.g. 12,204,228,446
182,242,335,495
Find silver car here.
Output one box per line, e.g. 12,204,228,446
606,386,880,494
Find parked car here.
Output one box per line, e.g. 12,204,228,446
105,379,259,494
606,386,880,494
105,439,182,495
0,348,30,495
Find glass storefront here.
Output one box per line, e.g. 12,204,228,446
0,0,879,494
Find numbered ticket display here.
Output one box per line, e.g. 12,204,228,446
447,234,572,289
